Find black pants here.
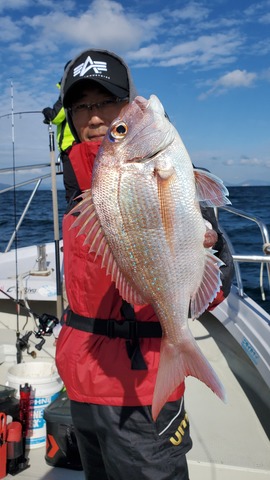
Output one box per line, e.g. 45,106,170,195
70,398,192,480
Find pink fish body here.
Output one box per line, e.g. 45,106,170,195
71,95,230,420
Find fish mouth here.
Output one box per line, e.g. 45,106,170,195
138,95,175,162
129,138,173,164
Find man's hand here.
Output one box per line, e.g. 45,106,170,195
42,107,53,124
204,229,218,248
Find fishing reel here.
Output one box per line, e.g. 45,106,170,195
0,288,60,360
16,313,59,357
34,313,59,350
16,331,37,358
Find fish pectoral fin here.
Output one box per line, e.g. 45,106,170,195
156,166,177,251
152,337,226,421
68,189,145,305
190,249,224,318
194,169,231,207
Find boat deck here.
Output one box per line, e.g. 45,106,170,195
0,310,269,479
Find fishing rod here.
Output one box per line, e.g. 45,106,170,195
0,163,52,173
10,81,22,364
0,288,59,352
0,288,40,318
0,111,41,120
48,123,63,320
6,83,60,360
1,84,64,361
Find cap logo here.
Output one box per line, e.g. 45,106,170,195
73,55,108,78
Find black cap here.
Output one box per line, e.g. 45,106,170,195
62,50,129,107
62,49,138,143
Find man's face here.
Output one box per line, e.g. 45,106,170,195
70,85,128,143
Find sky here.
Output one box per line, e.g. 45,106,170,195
0,0,270,189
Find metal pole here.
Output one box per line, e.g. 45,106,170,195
48,124,63,320
5,180,42,252
10,82,22,364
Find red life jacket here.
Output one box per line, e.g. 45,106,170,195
55,142,185,405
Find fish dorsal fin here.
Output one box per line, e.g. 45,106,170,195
190,249,224,318
69,190,145,305
194,169,231,207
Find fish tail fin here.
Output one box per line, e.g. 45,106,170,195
152,336,226,421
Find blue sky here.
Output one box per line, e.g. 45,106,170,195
0,0,270,188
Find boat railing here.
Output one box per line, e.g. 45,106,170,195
0,161,62,253
217,205,270,298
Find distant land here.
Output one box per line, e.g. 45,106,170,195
226,180,270,187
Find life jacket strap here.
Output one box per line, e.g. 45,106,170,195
66,306,162,371
66,309,162,340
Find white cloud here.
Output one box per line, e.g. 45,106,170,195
19,0,161,54
259,12,270,23
2,1,244,71
199,69,257,99
251,38,270,56
0,0,31,11
0,16,23,41
223,159,235,166
244,1,270,18
239,157,270,167
247,0,270,24
168,2,210,22
129,32,242,70
216,69,257,88
1,1,267,80
0,0,75,13
240,157,261,165
261,68,270,81
223,156,270,168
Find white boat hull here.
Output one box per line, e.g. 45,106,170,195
0,243,63,302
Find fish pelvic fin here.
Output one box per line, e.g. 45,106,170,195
190,249,224,319
152,336,226,421
68,190,145,305
194,169,231,207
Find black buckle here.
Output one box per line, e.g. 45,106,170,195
107,319,138,340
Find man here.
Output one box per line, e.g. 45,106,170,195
56,49,233,480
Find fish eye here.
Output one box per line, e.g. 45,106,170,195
110,122,128,141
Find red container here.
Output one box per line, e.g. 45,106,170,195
0,412,7,479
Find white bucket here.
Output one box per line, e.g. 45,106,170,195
6,361,63,449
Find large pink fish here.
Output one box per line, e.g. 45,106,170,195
70,95,230,420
